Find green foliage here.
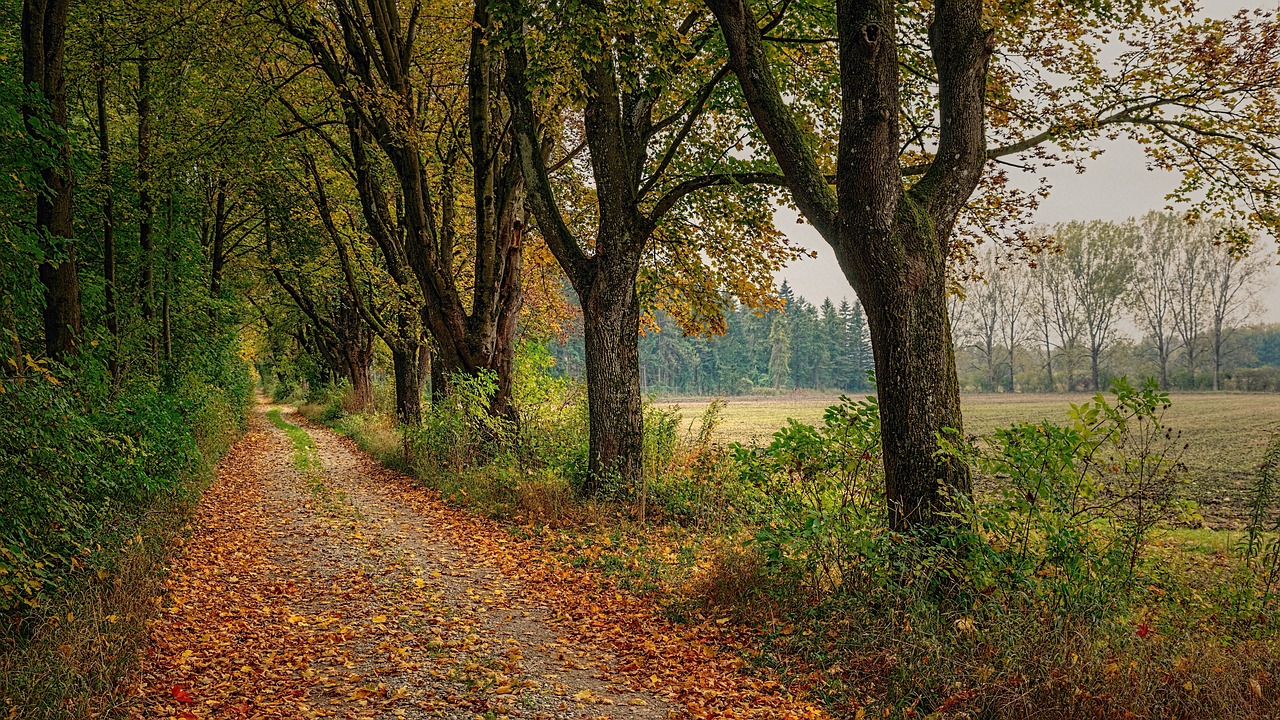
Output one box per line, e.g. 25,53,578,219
738,380,1189,616
0,365,250,614
734,396,883,592
949,378,1191,617
1240,432,1280,608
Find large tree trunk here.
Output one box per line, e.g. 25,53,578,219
579,257,644,495
96,20,118,386
23,0,80,361
859,231,971,529
391,344,423,426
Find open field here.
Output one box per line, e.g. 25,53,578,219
656,392,1280,529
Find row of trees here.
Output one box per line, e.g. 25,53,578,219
4,0,266,390
549,215,1276,395
955,213,1274,393
11,0,1280,530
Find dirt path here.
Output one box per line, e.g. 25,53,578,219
122,405,823,720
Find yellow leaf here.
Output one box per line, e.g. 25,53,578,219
371,615,387,624
413,578,425,589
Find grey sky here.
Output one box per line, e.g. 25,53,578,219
775,4,1280,324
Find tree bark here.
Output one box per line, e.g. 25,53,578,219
579,255,644,494
96,24,118,385
23,0,81,361
391,343,423,426
347,348,374,411
138,57,157,360
858,221,972,527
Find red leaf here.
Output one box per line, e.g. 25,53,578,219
171,685,195,703
1135,622,1152,639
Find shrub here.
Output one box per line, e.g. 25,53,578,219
1239,432,1280,609
953,378,1192,617
0,362,251,615
733,395,884,593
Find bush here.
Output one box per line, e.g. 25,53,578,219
721,380,1243,716
953,378,1193,617
733,395,883,593
0,362,251,615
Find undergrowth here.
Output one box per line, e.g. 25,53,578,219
300,366,1280,719
0,355,252,718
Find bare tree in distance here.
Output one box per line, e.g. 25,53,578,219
1061,221,1136,391
1205,236,1270,390
1129,212,1189,389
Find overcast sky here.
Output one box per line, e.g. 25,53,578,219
775,3,1280,324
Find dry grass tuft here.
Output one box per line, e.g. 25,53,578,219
0,492,199,718
699,543,774,612
515,475,576,526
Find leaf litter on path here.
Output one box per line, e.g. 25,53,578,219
123,405,826,719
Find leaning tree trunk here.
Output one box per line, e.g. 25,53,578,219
579,256,644,496
859,230,971,530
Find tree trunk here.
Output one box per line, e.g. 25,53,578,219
417,341,432,403
162,204,174,363
1043,327,1054,391
210,183,226,296
347,349,374,411
23,0,80,361
391,344,423,426
429,346,446,404
1213,320,1222,391
1091,348,1101,391
138,57,157,360
1008,344,1015,393
579,258,644,495
859,234,971,530
97,33,118,385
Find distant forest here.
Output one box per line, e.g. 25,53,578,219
552,282,875,396
553,214,1280,395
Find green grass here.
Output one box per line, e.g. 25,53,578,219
268,408,320,474
657,391,1280,529
266,408,348,513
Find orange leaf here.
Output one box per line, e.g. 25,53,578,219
171,685,195,703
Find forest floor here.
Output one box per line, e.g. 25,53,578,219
120,402,823,720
